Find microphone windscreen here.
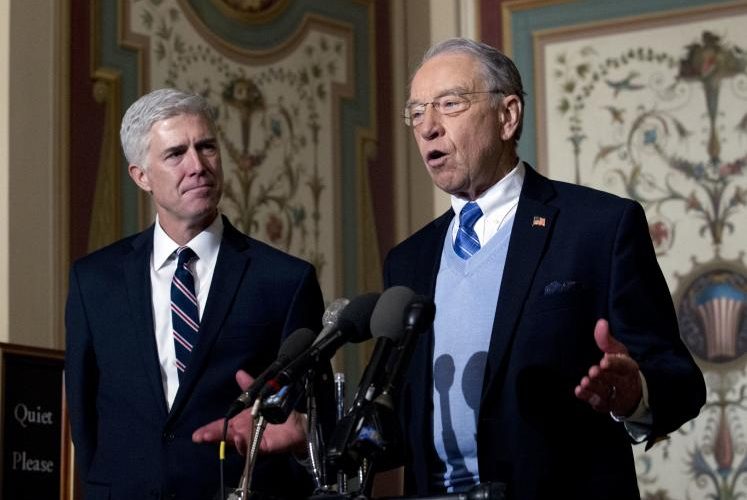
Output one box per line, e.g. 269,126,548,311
322,297,350,327
278,328,317,361
370,286,415,341
337,292,380,343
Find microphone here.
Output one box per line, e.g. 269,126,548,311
314,297,350,345
258,292,380,400
350,286,414,410
225,327,316,418
326,286,415,472
257,381,306,425
375,294,436,410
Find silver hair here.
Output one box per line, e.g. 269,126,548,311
120,88,217,168
417,37,526,141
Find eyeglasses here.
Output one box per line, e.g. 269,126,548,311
403,90,502,127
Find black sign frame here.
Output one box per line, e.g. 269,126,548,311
0,343,75,500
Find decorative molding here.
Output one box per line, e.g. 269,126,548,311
501,0,574,56
88,70,123,253
210,0,291,25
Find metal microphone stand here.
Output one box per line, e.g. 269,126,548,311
305,369,326,490
227,401,267,500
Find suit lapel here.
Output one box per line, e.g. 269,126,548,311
123,226,169,417
168,217,251,420
481,165,557,404
402,211,451,396
401,211,451,476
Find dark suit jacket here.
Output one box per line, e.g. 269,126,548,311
65,216,324,500
383,165,705,500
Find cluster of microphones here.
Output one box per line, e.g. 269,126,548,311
223,285,436,499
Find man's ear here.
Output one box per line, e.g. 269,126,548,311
128,164,151,193
499,94,522,141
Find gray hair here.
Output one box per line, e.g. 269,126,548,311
120,88,217,168
417,37,526,141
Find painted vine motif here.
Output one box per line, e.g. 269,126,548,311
550,27,747,500
133,0,347,284
553,32,747,250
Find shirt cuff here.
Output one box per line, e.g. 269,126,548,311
611,371,652,442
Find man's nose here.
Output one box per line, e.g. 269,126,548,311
185,147,207,173
417,105,443,140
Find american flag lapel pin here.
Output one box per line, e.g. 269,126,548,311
532,216,546,228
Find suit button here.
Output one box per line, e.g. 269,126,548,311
163,432,175,441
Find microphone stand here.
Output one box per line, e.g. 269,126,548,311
334,373,348,495
305,370,326,490
234,401,267,499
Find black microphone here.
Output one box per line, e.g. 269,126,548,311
326,286,415,472
350,286,414,410
258,292,380,400
375,294,436,410
225,327,316,418
257,381,306,425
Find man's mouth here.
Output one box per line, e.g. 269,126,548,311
426,150,447,167
184,184,212,194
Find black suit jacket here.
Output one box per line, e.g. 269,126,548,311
65,216,324,500
383,165,705,500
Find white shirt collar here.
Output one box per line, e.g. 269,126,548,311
153,214,224,271
451,160,525,225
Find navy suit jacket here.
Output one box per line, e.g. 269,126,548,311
383,165,705,500
65,216,324,500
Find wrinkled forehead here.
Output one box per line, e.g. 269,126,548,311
409,52,484,102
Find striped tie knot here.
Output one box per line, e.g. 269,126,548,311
176,246,197,270
172,246,199,381
454,201,482,260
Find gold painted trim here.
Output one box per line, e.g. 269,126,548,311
89,0,127,241
210,0,291,25
88,70,123,252
118,0,154,230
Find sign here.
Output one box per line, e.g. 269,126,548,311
1,343,70,500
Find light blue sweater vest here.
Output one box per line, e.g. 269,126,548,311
430,212,514,492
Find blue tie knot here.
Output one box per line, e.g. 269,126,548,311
454,202,483,260
460,202,482,231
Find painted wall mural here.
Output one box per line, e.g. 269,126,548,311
122,0,356,298
537,3,747,499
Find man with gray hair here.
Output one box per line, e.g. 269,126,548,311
65,88,324,499
383,38,705,499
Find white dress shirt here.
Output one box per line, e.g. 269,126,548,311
450,160,524,246
150,215,223,409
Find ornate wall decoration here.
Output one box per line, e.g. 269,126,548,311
211,0,289,24
123,0,354,298
535,2,747,498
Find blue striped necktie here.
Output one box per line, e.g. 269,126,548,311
454,201,482,259
171,246,199,381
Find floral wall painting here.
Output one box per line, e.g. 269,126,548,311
535,2,747,498
123,0,354,298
